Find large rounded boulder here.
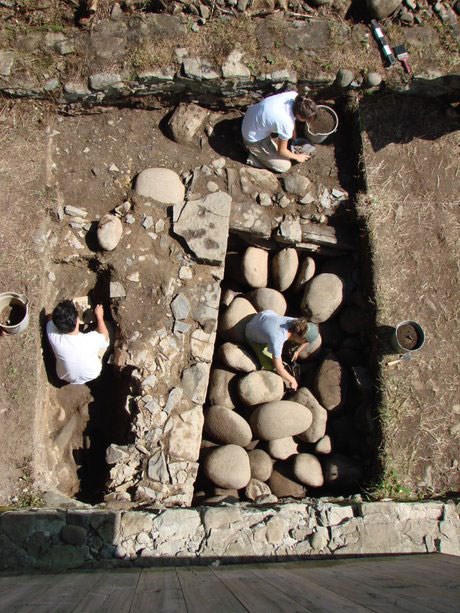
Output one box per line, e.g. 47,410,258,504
217,342,258,373
294,256,316,293
291,387,327,443
272,248,299,292
242,247,268,288
97,214,123,251
208,368,238,409
339,306,366,335
248,449,273,481
247,288,287,316
237,371,284,406
267,437,298,460
297,333,322,361
245,478,272,501
135,168,185,204
323,453,361,489
268,461,306,498
218,297,256,344
315,435,332,455
365,0,402,20
204,406,252,447
301,273,344,323
250,400,312,441
314,355,348,412
203,445,251,489
292,453,324,487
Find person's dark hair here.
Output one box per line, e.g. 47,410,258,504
293,95,317,121
288,317,309,337
52,300,78,334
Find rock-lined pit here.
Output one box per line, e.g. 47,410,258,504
37,99,376,508
194,236,374,505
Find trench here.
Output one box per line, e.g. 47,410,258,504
41,92,380,507
43,260,134,504
194,96,379,504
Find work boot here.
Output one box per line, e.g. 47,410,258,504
246,153,265,169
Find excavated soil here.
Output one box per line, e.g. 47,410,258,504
0,92,458,504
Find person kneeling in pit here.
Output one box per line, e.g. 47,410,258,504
241,91,317,173
46,300,109,385
245,309,319,391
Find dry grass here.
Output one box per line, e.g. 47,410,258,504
359,96,460,498
125,15,289,75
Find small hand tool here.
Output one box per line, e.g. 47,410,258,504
393,44,412,75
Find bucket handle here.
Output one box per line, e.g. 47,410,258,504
14,293,29,307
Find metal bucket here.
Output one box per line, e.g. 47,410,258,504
391,320,425,354
305,105,339,144
0,292,29,335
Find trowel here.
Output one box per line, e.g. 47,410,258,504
393,44,412,75
387,352,413,367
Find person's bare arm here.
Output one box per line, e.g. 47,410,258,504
277,138,309,163
94,304,109,342
292,342,308,362
273,356,298,391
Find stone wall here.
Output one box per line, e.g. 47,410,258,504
1,500,458,570
1,13,458,107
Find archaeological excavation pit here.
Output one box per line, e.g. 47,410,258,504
36,95,379,509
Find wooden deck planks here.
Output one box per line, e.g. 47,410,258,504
71,570,140,612
0,554,458,611
129,568,187,613
213,566,311,612
0,573,62,611
287,565,442,613
332,562,458,613
176,567,247,613
250,565,373,612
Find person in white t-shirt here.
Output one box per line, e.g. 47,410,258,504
46,300,110,385
241,91,317,173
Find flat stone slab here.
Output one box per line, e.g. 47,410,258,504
173,192,232,264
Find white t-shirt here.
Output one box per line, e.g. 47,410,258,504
46,320,109,384
242,91,297,143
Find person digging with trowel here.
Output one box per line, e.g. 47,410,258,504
241,92,317,173
46,300,109,385
245,309,319,391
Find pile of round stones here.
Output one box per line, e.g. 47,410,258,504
195,243,372,504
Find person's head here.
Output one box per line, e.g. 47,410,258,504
293,95,317,122
288,318,319,344
52,300,78,334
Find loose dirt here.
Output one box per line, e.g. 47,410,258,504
307,108,337,136
0,303,26,328
396,323,419,351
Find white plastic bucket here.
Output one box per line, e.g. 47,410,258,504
305,105,339,144
0,292,29,335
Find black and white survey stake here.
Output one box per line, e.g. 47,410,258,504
370,19,396,67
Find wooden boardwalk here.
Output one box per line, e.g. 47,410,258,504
0,554,458,612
